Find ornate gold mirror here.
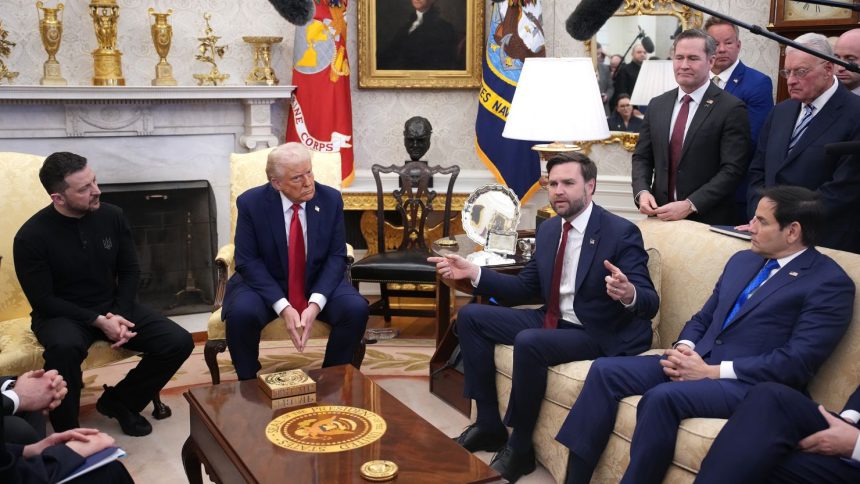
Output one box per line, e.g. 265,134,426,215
581,0,703,155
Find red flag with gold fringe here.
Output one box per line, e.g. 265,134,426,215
286,0,354,186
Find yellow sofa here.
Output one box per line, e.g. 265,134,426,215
492,218,860,483
0,152,171,415
204,148,361,384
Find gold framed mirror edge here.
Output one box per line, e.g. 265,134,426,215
585,0,704,151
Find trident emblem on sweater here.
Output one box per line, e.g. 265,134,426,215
102,237,112,250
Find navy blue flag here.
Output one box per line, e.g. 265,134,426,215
475,0,546,203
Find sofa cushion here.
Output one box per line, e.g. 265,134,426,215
208,307,331,340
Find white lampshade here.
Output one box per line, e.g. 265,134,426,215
502,57,609,143
629,60,677,106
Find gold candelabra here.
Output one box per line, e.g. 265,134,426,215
89,0,125,86
242,36,282,86
36,1,66,85
0,20,18,84
193,13,229,86
149,8,177,86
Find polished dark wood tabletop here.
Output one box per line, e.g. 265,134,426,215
182,365,500,483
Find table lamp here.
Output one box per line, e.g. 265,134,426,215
629,59,677,107
502,57,610,217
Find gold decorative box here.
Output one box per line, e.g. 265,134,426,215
270,392,316,409
258,369,316,399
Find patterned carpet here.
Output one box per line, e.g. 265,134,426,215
79,338,435,406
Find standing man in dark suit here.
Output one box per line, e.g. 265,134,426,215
222,143,368,380
835,29,860,95
632,29,751,226
747,33,860,253
696,382,860,483
557,186,855,484
704,16,774,223
430,153,658,483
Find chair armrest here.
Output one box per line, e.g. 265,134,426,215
212,243,235,310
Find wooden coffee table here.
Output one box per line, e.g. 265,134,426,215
182,365,501,483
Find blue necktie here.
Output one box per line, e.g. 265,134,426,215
723,259,780,329
788,104,815,152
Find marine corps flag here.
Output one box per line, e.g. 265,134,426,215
475,0,546,202
287,0,355,186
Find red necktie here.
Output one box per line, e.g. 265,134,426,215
544,222,572,329
668,94,692,202
288,203,308,313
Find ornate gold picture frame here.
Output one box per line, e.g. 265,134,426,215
357,0,484,89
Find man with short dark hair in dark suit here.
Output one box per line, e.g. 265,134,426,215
747,32,860,253
430,152,658,483
632,29,750,226
557,186,855,484
696,382,860,483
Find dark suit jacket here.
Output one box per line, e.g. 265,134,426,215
747,83,860,252
632,82,751,225
2,392,85,484
607,113,643,133
224,182,348,309
679,248,854,389
475,204,659,357
723,61,774,147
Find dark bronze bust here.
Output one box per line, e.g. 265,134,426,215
404,116,432,162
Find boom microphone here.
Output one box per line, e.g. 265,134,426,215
267,0,315,26
639,26,655,53
566,0,626,40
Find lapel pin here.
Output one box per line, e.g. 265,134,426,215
789,271,798,277
314,205,320,212
705,99,714,107
733,79,739,84
589,239,595,245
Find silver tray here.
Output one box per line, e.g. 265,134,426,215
461,184,521,245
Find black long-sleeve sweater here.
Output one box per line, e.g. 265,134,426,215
13,203,140,325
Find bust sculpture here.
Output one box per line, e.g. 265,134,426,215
403,116,432,162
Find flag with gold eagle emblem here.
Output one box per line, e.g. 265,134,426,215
475,0,546,202
286,0,355,186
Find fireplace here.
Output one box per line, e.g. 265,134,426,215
100,181,217,316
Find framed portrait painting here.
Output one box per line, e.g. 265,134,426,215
358,0,484,89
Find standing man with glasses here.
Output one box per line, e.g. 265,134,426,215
221,143,368,380
747,33,860,253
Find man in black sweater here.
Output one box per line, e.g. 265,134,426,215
13,152,193,437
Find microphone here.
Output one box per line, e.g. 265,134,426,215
566,0,626,40
267,0,315,26
639,26,655,54
825,141,860,157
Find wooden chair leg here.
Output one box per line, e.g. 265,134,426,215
204,339,228,385
380,283,392,325
151,394,172,420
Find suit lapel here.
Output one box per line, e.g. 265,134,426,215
653,91,676,165
725,61,746,95
305,185,321,281
782,87,845,168
540,218,562,299
680,84,720,162
265,185,290,279
574,206,601,294
723,249,817,330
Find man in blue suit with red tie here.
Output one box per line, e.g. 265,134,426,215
704,17,774,223
221,143,368,380
696,382,860,483
557,185,855,484
430,153,659,482
747,33,860,253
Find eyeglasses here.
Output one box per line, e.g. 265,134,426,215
779,61,827,79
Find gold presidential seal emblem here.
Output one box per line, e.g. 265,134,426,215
265,405,386,453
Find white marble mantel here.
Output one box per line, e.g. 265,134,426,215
0,85,296,247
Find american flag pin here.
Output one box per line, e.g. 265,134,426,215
314,205,320,212
705,99,714,106
589,239,595,245
789,271,798,276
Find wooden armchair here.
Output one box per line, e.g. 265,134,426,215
0,152,169,418
204,148,362,384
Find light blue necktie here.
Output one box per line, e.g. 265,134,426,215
723,259,780,329
788,104,815,152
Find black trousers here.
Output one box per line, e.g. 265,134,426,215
32,303,193,431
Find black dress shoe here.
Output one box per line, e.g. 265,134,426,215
490,445,536,483
454,423,507,452
96,385,152,437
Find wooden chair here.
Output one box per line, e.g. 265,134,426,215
350,161,460,322
204,148,363,384
0,152,169,418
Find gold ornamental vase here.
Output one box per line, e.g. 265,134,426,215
89,0,124,86
36,1,66,85
149,8,176,86
242,36,282,86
